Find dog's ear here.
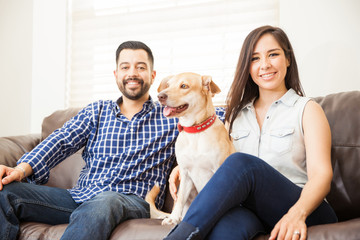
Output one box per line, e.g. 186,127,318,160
157,75,173,93
202,75,221,97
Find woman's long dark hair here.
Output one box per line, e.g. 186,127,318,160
225,25,305,135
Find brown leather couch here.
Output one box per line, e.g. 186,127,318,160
0,91,359,240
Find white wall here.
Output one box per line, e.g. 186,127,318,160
0,0,67,137
0,0,33,136
279,0,360,97
0,0,359,136
31,0,67,134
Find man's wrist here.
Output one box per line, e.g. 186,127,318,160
14,165,26,180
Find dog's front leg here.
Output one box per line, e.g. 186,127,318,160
162,170,194,225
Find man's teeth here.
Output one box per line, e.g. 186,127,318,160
127,81,139,85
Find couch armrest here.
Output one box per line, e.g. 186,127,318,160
0,134,41,167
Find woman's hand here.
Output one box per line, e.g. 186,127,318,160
0,165,23,190
269,206,307,240
169,165,181,201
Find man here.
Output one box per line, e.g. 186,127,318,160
0,41,178,240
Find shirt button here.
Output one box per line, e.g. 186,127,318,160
266,116,270,119
130,128,134,132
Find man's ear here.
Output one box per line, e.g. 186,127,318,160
202,75,221,97
157,75,173,93
151,70,156,85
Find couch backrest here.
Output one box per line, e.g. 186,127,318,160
41,108,82,141
43,91,360,219
314,91,360,221
41,108,85,189
0,134,40,168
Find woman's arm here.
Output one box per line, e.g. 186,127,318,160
270,100,333,240
168,165,180,201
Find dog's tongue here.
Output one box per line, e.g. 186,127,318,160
163,106,177,117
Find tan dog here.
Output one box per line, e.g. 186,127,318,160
149,72,235,225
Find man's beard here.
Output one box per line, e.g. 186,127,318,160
119,78,151,100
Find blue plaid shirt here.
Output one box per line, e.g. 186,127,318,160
18,97,226,207
18,97,179,207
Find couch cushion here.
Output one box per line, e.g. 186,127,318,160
314,91,360,221
110,219,173,240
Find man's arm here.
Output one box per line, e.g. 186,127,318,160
15,104,95,185
215,106,226,122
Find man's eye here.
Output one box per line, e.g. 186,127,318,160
181,84,189,89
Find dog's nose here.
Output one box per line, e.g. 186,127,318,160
158,92,168,102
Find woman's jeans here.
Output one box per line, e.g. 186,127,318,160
0,182,149,240
165,152,338,240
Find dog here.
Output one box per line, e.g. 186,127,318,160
146,72,235,225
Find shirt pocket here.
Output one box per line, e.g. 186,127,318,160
269,128,294,154
230,130,250,151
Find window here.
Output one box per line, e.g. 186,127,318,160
68,0,279,108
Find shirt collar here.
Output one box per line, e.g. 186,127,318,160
242,88,299,110
113,96,156,117
277,89,299,107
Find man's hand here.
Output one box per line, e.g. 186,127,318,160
169,165,180,201
0,165,24,190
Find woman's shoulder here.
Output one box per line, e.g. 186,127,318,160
303,100,326,117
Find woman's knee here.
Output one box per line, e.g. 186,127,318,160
223,152,264,170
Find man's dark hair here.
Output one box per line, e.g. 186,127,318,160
115,41,154,70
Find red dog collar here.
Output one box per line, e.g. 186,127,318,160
177,114,217,133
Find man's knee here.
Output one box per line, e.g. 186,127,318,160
70,191,149,224
77,191,147,215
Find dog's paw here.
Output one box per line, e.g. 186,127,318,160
153,212,170,220
161,216,181,225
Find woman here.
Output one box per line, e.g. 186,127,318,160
164,25,337,240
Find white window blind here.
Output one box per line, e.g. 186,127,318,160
68,0,279,108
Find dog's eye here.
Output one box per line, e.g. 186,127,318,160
180,84,189,89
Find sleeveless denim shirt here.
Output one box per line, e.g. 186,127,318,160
230,89,311,187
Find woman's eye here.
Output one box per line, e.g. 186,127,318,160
269,53,279,57
181,84,189,89
251,57,259,62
